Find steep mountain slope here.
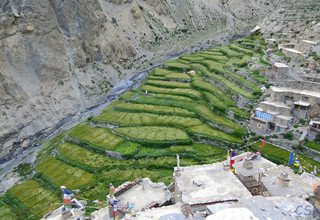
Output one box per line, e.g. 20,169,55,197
0,0,279,160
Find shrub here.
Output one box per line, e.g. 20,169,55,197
15,163,33,177
282,132,294,140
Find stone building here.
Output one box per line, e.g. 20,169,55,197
250,81,320,135
173,163,252,212
249,102,293,135
263,62,289,82
282,47,304,60
297,39,318,53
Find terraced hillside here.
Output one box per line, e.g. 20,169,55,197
0,35,270,219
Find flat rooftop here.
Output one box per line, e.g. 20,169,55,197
42,206,84,220
234,153,277,173
206,196,316,220
175,163,252,205
274,62,289,68
260,100,291,110
271,86,320,99
261,165,314,198
91,207,109,219
134,203,185,220
276,114,293,120
294,100,311,107
233,162,261,177
302,40,317,45
116,178,171,211
282,47,303,54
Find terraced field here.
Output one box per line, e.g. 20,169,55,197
249,143,320,174
1,35,275,219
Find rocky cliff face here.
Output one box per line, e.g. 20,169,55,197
0,0,279,160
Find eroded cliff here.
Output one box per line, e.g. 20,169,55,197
0,0,279,160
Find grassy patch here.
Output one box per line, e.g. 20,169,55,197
69,125,123,151
180,55,205,63
170,143,225,158
94,110,201,128
37,157,94,189
188,125,241,143
219,47,244,58
164,72,191,81
191,79,235,106
229,107,251,119
0,200,17,220
58,142,120,169
164,61,191,72
194,105,244,132
198,54,228,63
305,141,320,152
113,102,196,117
150,68,173,76
152,93,194,102
201,68,255,99
8,180,60,219
141,85,202,100
203,91,228,111
250,70,268,84
228,44,254,56
145,80,190,88
114,126,191,145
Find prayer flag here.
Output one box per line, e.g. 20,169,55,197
230,150,236,167
63,189,73,209
288,151,294,166
260,139,265,147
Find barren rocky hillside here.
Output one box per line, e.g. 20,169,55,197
0,0,280,160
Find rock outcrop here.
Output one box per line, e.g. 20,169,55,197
0,0,279,160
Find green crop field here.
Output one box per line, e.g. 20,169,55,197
36,157,94,189
188,125,242,143
7,180,60,219
111,102,196,117
164,60,192,71
141,85,203,100
114,126,191,145
94,110,202,128
145,80,190,88
69,125,123,151
4,34,318,219
164,72,191,81
305,141,320,152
